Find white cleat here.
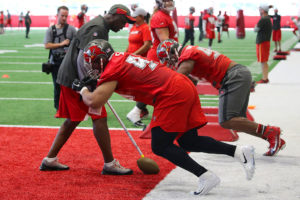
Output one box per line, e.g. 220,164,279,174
193,171,221,196
126,106,146,128
236,145,255,180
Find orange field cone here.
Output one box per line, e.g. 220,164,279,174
2,74,10,78
248,105,256,110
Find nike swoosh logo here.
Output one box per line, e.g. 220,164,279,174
243,153,247,164
194,188,204,195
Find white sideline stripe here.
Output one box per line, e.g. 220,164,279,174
0,70,41,73
0,81,52,84
0,97,218,101
0,62,41,65
0,124,143,131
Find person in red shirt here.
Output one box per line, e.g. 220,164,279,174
126,0,179,128
74,39,255,195
222,11,230,38
182,7,195,46
126,7,151,57
203,7,217,49
77,4,88,28
0,11,4,34
156,39,286,156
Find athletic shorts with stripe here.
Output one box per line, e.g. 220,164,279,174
256,41,270,63
55,86,107,121
218,64,252,123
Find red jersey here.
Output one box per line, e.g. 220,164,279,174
77,12,85,28
178,45,232,89
127,23,152,57
99,52,207,133
0,13,4,24
203,14,217,32
99,53,176,105
184,14,195,29
147,10,179,61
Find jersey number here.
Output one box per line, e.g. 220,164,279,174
126,55,158,71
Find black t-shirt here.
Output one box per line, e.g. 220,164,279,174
256,16,272,44
57,15,109,88
270,14,281,30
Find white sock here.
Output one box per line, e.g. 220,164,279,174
45,157,57,162
234,146,244,162
104,159,116,167
131,106,141,114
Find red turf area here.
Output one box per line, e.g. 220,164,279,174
0,127,175,200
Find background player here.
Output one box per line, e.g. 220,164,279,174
203,7,217,49
156,39,286,156
255,4,272,84
270,8,282,52
126,0,179,128
182,7,195,46
74,39,255,196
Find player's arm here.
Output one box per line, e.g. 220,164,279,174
177,59,195,76
45,40,70,49
133,41,151,55
80,81,118,109
155,27,170,42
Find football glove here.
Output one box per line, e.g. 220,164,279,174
72,75,98,92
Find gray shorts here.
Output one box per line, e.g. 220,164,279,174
218,64,252,123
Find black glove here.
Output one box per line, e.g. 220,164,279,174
72,76,98,92
82,75,97,91
72,79,86,92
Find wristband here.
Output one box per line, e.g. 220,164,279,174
80,86,88,96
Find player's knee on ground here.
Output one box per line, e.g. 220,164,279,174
151,126,177,156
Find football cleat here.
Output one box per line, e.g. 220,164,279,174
102,159,133,175
40,157,69,171
279,139,286,150
263,126,281,156
236,146,255,180
193,171,220,196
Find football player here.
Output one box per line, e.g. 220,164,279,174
156,39,286,156
202,7,217,49
74,39,256,195
126,0,179,128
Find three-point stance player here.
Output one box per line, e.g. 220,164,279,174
156,39,286,156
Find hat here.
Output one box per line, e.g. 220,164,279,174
132,8,147,18
108,4,136,24
259,4,270,12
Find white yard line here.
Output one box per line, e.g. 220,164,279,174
0,81,52,84
0,70,41,73
0,62,41,65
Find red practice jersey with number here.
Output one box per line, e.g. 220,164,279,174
178,45,232,89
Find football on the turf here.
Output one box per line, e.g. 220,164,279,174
137,157,160,174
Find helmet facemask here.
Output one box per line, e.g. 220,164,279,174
157,39,179,70
83,39,114,77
